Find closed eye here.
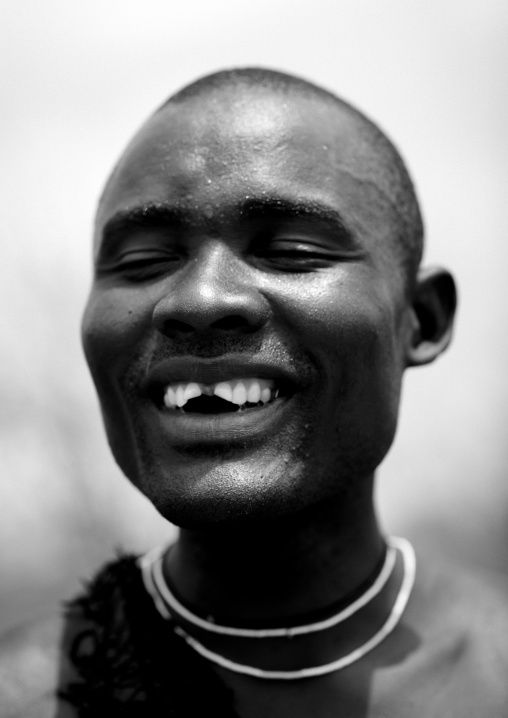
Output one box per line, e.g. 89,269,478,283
255,238,352,272
97,250,181,282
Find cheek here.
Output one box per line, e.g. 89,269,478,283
280,276,404,435
280,275,399,366
82,288,154,483
82,287,153,375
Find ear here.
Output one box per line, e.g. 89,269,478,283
406,266,457,367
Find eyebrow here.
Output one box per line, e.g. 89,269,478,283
100,196,355,247
239,197,353,238
101,204,187,247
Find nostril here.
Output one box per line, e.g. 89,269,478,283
161,319,195,337
211,315,254,332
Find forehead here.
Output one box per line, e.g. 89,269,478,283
97,89,399,247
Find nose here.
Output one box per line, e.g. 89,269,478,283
152,241,270,338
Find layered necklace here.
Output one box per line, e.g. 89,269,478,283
139,536,415,680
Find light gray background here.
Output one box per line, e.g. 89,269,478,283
2,0,507,632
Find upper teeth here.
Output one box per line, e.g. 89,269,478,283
163,378,278,409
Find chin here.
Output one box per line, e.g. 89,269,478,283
130,452,314,529
130,443,377,531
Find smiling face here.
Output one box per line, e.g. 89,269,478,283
82,85,416,527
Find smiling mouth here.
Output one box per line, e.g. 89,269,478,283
162,378,282,414
144,360,302,446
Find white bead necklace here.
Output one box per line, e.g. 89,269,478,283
139,539,397,638
139,536,416,680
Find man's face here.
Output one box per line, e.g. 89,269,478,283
82,88,413,527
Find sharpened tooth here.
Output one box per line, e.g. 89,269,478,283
164,386,177,408
214,381,234,403
232,381,248,406
184,382,202,403
247,379,261,404
175,384,187,407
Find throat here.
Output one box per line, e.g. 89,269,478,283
164,495,384,624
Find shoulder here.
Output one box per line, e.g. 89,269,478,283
415,550,508,647
404,549,508,713
447,564,508,698
0,612,78,717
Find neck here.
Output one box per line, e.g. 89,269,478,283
164,483,384,623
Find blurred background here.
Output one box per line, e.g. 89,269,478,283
1,0,507,633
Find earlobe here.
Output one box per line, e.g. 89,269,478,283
406,266,457,367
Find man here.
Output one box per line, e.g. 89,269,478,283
1,68,507,716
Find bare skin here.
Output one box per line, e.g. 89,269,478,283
2,73,507,716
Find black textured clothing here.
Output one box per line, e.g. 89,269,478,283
60,555,239,717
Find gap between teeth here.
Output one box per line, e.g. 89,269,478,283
163,378,279,409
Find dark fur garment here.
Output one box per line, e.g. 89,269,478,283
59,555,239,717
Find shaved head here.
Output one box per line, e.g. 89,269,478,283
155,68,424,286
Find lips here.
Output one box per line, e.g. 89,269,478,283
142,357,303,446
